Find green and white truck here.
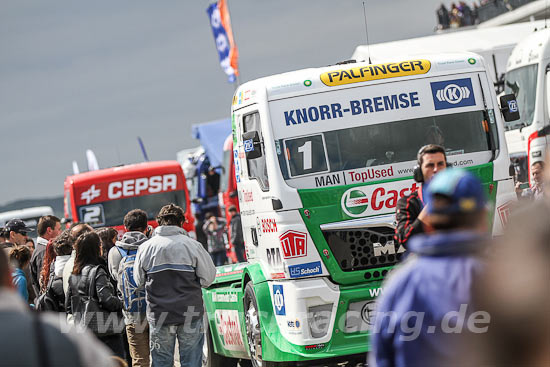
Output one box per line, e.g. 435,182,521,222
202,52,518,366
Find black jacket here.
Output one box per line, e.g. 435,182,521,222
230,214,244,247
29,241,47,296
65,264,122,315
394,190,424,246
45,262,66,312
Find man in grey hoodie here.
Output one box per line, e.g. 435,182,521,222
108,209,151,367
134,204,216,367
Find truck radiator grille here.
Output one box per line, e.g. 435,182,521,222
322,227,404,272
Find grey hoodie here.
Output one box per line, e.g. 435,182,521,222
107,231,149,325
133,226,216,325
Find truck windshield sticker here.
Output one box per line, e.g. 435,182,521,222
431,78,476,110
284,92,421,126
78,204,105,227
283,134,329,177
320,60,431,87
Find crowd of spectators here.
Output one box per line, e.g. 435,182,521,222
436,0,525,30
1,204,216,367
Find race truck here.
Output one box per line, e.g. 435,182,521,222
504,27,550,183
202,53,518,366
63,160,195,236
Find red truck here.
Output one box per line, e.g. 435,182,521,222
64,161,195,236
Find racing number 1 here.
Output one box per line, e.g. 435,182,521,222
298,140,312,170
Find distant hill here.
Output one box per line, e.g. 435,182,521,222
0,196,64,218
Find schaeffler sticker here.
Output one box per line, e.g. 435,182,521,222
273,284,286,316
341,180,419,218
214,310,245,352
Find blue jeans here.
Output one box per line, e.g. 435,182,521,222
149,318,204,367
211,250,227,266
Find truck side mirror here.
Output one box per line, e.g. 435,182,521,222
499,94,520,122
242,131,262,160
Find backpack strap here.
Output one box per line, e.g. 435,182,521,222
117,246,127,258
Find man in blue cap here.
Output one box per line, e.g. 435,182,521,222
369,169,489,367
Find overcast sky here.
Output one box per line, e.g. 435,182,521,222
1,0,446,205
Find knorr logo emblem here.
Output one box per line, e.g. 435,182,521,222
342,189,370,217
320,60,431,87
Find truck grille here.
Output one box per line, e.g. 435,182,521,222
322,227,404,272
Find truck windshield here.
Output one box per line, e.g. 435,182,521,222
276,110,493,181
76,189,187,228
504,64,538,130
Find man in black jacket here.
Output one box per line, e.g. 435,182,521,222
394,144,448,247
228,205,245,262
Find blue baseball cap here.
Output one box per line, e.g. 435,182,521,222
426,169,486,215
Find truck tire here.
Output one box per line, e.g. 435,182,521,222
203,315,238,367
244,282,291,367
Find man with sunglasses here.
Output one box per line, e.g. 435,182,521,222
4,219,33,247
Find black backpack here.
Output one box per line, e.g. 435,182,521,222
35,273,60,312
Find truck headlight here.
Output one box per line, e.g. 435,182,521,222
307,304,332,338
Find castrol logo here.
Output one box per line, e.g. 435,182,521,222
341,180,419,218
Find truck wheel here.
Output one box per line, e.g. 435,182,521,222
244,283,289,367
203,315,238,367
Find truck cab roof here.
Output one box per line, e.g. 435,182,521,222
233,52,487,108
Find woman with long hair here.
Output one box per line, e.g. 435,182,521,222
37,229,72,311
39,240,56,292
40,229,72,292
66,231,125,358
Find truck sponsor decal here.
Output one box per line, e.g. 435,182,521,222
279,230,307,259
75,173,180,206
373,240,405,257
361,301,376,325
347,167,395,183
430,78,475,110
215,310,245,351
261,218,278,233
212,292,238,303
287,319,302,335
497,202,512,226
315,173,343,187
81,185,101,204
320,59,431,87
244,139,254,152
368,287,383,298
341,180,419,218
288,261,322,278
284,92,421,126
266,247,283,268
273,285,286,316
